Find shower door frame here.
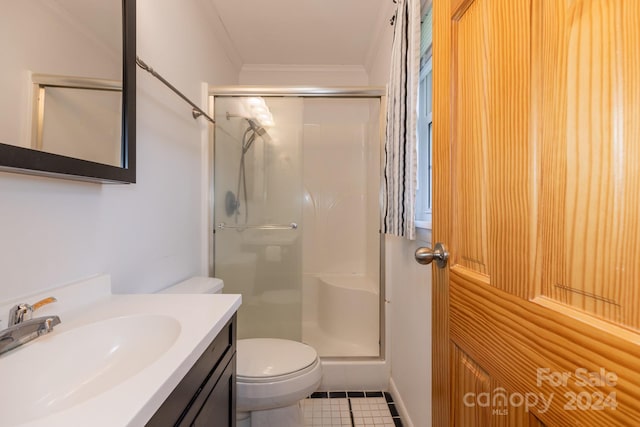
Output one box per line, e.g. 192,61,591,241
208,86,387,361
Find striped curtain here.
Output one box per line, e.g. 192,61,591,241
383,0,421,240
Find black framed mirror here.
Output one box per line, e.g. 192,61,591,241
0,0,136,184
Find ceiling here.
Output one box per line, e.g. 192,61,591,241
48,0,121,56
208,0,395,67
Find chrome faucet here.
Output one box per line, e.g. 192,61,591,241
8,296,57,326
0,297,61,355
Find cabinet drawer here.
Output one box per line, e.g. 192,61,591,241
147,314,236,427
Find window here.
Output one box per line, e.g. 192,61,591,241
415,7,433,229
415,56,433,228
416,5,433,229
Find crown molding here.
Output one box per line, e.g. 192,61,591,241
240,64,368,74
202,0,243,71
363,1,397,74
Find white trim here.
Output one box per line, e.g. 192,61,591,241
364,1,398,72
199,0,243,70
240,63,368,74
414,220,432,230
419,57,432,80
200,82,212,276
389,377,415,427
209,86,385,97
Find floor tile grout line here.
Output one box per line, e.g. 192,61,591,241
348,397,355,427
304,390,402,427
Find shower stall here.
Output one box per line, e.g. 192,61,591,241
209,87,384,364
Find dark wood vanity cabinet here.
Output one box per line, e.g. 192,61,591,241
147,314,236,427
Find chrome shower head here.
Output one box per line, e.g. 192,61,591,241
246,118,267,136
241,118,270,154
225,112,270,153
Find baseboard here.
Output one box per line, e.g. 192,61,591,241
389,377,414,427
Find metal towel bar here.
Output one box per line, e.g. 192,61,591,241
136,56,215,124
217,222,298,230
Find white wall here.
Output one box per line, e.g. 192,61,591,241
0,0,239,302
367,8,434,427
0,0,121,148
385,232,433,427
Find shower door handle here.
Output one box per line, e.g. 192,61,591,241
414,243,449,268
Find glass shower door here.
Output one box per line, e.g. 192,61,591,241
213,96,303,340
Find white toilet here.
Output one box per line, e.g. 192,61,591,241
161,277,322,427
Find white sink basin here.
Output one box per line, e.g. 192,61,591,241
0,314,180,426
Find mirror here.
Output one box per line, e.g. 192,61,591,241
0,0,136,183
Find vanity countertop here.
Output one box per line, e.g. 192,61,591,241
0,275,241,427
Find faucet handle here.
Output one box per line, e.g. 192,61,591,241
31,297,57,311
8,297,57,326
42,316,61,334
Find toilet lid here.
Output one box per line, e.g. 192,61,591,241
237,338,318,380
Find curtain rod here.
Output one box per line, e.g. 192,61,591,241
136,56,215,124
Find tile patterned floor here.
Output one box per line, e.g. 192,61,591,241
303,391,403,427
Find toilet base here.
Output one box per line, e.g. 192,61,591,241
237,401,304,427
237,411,251,427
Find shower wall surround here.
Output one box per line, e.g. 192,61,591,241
301,98,381,357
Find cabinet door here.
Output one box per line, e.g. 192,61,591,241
148,316,236,427
192,357,236,427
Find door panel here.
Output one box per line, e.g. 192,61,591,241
452,344,492,426
434,0,640,425
452,0,489,276
452,343,547,426
451,0,532,296
449,269,639,425
539,0,640,330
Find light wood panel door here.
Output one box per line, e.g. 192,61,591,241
432,0,640,425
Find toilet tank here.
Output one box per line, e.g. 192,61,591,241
159,277,224,294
